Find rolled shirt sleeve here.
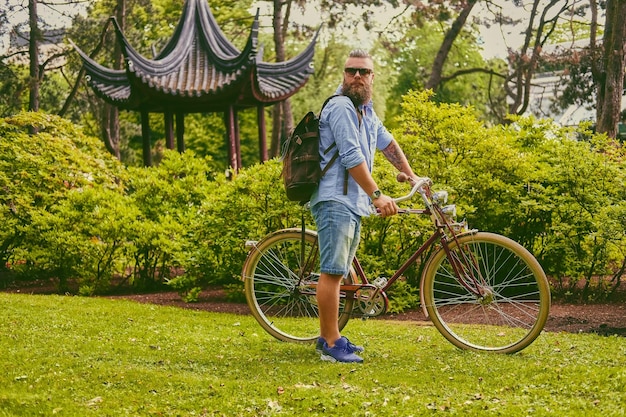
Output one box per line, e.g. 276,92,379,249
311,94,393,217
326,97,366,169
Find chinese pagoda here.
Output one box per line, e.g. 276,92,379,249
72,0,317,169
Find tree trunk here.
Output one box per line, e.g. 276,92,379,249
507,0,568,116
101,0,125,159
271,104,281,158
588,0,604,117
595,0,626,138
28,0,39,113
100,104,121,159
425,0,478,91
269,0,293,159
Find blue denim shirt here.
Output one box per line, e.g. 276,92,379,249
310,92,394,217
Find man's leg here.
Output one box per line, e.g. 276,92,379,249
311,200,363,361
317,272,343,347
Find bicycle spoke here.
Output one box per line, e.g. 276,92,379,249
252,247,300,289
243,230,354,343
490,303,540,327
424,232,550,353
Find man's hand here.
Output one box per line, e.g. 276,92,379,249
372,194,398,218
397,173,431,189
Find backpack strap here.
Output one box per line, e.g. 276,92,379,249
319,94,362,195
298,131,318,140
318,95,340,175
321,94,341,110
321,147,339,176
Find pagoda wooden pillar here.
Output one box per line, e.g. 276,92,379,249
141,110,152,166
258,105,268,162
226,105,238,172
176,113,185,152
234,108,242,169
164,112,175,149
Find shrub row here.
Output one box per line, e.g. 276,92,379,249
1,96,624,306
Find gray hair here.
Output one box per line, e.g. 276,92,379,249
348,49,372,59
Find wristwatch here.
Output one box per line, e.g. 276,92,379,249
371,189,382,200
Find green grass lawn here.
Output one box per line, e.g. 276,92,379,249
1,293,624,416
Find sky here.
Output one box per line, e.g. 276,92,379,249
250,0,524,60
2,0,526,59
1,0,83,52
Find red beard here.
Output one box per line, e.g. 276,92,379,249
342,80,372,105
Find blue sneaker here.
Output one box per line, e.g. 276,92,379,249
316,336,364,354
320,337,364,363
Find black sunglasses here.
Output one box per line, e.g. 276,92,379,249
344,67,374,76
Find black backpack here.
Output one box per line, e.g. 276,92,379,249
281,96,340,203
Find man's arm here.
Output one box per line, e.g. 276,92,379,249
350,139,421,218
381,139,418,181
348,162,398,218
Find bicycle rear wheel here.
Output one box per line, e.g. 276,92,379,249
242,228,354,343
422,232,550,353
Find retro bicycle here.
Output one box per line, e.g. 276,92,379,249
241,175,551,354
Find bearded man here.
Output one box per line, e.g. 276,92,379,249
309,49,422,363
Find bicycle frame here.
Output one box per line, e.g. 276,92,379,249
354,209,436,285
333,179,485,318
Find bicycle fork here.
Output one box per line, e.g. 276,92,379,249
442,236,493,303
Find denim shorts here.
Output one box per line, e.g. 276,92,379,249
311,200,361,277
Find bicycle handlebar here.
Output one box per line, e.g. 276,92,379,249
394,173,432,204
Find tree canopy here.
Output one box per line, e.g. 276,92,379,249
1,0,624,167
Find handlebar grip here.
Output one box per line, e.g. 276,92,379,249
397,172,411,183
397,173,432,188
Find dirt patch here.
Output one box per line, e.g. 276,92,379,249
103,288,252,316
5,283,626,337
97,289,626,337
387,301,626,337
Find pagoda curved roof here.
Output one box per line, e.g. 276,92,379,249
71,0,318,113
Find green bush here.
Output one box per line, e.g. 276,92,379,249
2,104,624,304
187,159,308,286
392,91,626,302
0,112,128,290
24,187,137,294
0,112,307,295
526,132,626,301
125,150,216,291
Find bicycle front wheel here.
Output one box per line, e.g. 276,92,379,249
242,228,354,343
422,232,550,353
